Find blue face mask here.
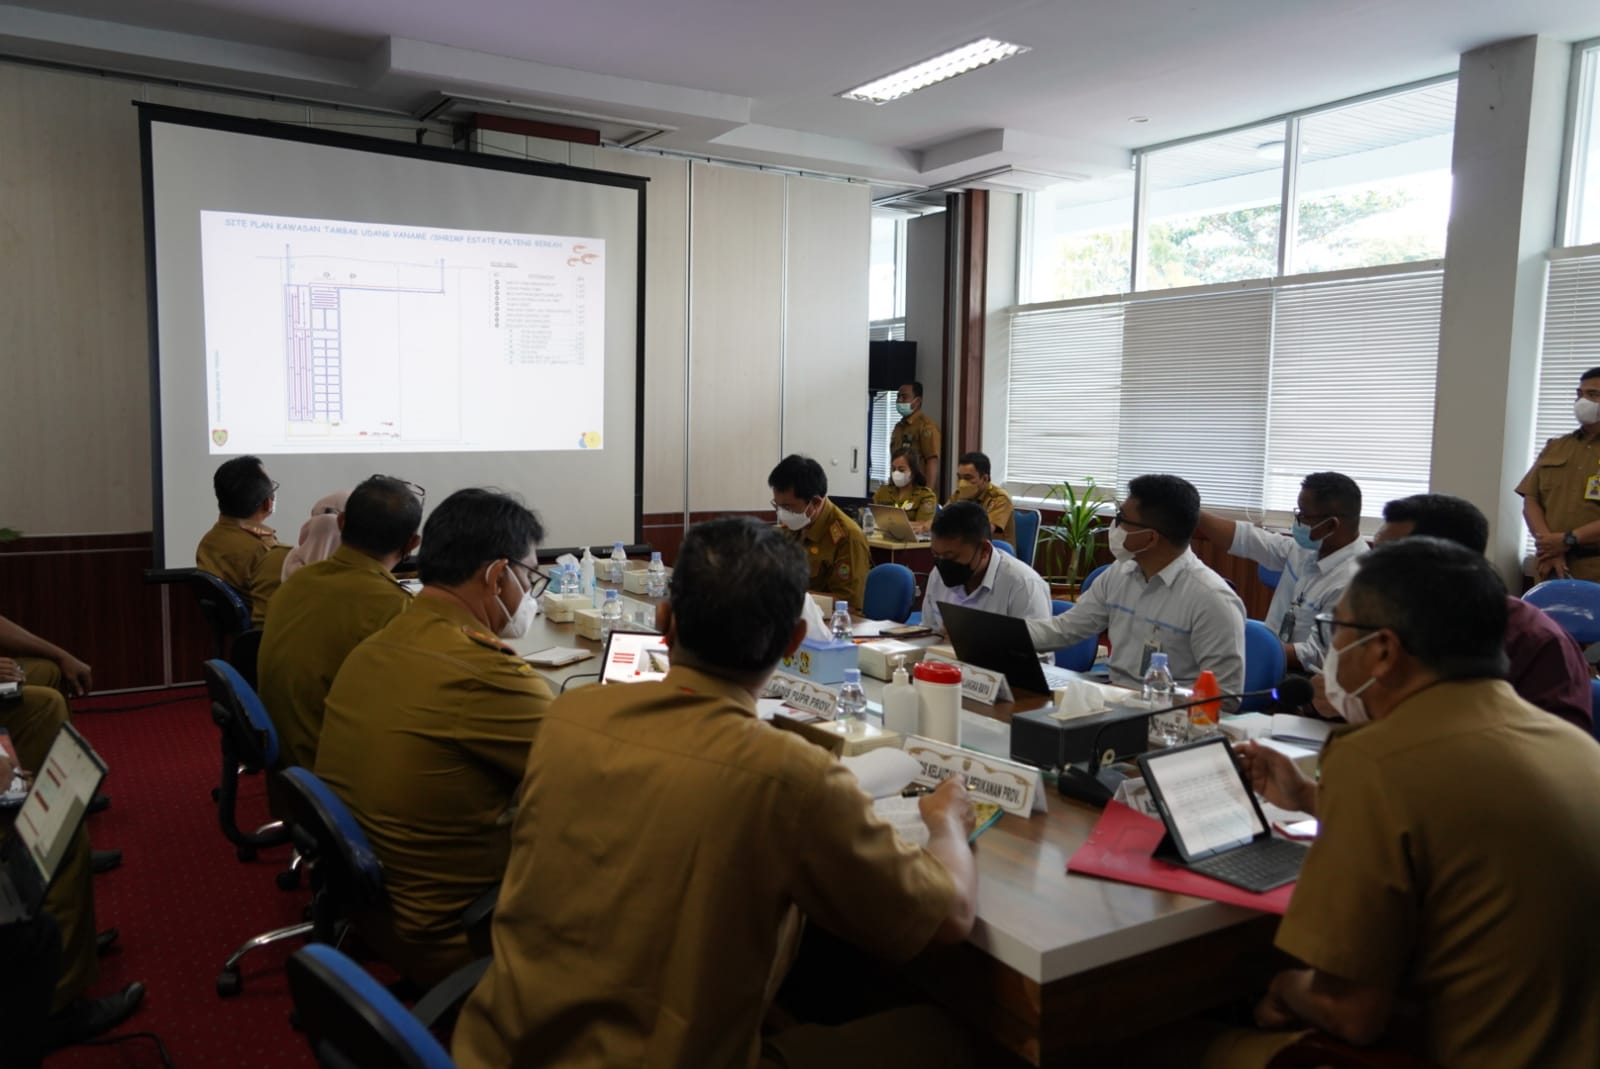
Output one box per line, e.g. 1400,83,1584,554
1292,518,1332,551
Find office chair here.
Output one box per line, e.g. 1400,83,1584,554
1589,679,1600,743
1241,620,1287,712
1049,601,1098,672
1266,1031,1441,1068
287,944,456,1069
1079,563,1111,596
993,540,1016,558
231,628,264,691
187,569,252,660
1524,579,1600,645
1013,509,1041,568
1257,564,1283,590
863,564,916,622
203,659,292,862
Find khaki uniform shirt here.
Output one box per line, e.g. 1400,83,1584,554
452,664,956,1069
950,483,1016,546
871,483,937,524
1276,679,1600,1069
195,519,290,625
789,499,871,612
257,544,412,770
315,595,553,984
1516,432,1600,580
889,409,940,472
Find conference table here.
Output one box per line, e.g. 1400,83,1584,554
512,580,1280,1066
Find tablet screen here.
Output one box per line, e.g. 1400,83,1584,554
1142,740,1264,857
601,631,671,685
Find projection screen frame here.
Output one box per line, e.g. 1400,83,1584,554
136,102,648,568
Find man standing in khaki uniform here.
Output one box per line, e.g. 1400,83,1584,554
1519,365,1600,581
768,455,871,612
890,381,941,492
453,515,980,1069
258,475,422,770
195,455,291,624
315,488,552,986
949,451,1016,547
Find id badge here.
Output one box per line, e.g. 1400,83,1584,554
1586,475,1600,502
1277,606,1296,644
1139,639,1161,677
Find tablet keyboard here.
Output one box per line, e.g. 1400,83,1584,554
1189,837,1308,893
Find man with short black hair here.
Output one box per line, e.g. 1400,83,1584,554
1231,539,1600,1067
196,455,290,624
891,381,942,492
922,501,1049,634
1030,474,1245,693
1520,365,1600,580
1196,472,1366,673
259,475,425,768
769,454,871,612
454,516,980,1069
949,451,1016,546
316,488,553,986
1373,493,1591,729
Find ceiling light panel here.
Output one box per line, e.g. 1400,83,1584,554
840,38,1029,105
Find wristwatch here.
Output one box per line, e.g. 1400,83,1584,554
1565,530,1579,550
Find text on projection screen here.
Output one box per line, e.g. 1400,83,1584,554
200,210,605,455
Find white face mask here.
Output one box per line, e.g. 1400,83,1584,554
776,504,812,531
1107,524,1149,562
1576,398,1600,426
890,470,911,488
491,565,537,640
1323,630,1380,724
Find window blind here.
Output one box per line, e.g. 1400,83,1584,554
1006,303,1123,490
867,388,897,486
1533,252,1600,457
869,318,907,342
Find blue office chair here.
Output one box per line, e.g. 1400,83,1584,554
1240,620,1287,712
1079,563,1111,596
1524,579,1600,645
1589,679,1600,743
277,767,387,947
1049,600,1098,672
863,563,916,623
203,659,292,862
188,569,252,660
287,944,455,1069
1257,565,1282,591
1013,509,1041,569
993,540,1016,558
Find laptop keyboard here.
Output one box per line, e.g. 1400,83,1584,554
1189,837,1308,893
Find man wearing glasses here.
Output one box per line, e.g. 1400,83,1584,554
1195,472,1366,674
316,488,553,988
258,475,424,770
1028,474,1246,694
196,455,291,624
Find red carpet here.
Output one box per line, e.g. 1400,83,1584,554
50,691,315,1069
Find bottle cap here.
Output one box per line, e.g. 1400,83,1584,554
913,661,963,685
1150,652,1169,669
605,589,618,600
843,668,861,684
650,551,661,561
835,601,848,611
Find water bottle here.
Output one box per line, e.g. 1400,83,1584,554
610,542,628,584
600,589,623,645
833,668,867,734
580,547,597,598
645,552,666,598
560,563,579,596
830,600,853,641
1143,652,1184,748
860,507,876,537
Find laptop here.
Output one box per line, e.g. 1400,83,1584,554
868,505,931,542
1136,736,1308,893
0,722,108,923
937,601,1075,695
600,631,672,685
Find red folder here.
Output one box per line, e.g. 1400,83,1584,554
1066,801,1295,915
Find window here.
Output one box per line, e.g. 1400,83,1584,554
1007,303,1122,488
1021,172,1134,303
1567,43,1600,247
867,387,898,486
1141,123,1285,290
1532,251,1600,462
1290,81,1455,274
870,214,905,321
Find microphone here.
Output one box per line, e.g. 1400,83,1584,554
1055,675,1314,807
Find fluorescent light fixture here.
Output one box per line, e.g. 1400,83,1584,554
840,38,1030,104
1256,139,1286,160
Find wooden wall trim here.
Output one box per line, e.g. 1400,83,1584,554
958,190,989,454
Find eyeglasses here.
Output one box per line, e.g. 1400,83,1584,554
1312,611,1386,647
509,560,549,600
1112,512,1152,530
374,475,426,503
1293,511,1331,526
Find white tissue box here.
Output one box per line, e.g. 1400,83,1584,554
857,640,926,681
621,562,671,595
809,592,840,618
541,592,591,623
572,607,605,641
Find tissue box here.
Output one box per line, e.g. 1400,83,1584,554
771,716,902,757
857,640,926,681
779,638,859,685
809,592,840,618
621,562,671,595
572,607,605,642
541,592,591,623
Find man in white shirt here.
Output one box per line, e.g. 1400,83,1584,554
1195,471,1366,674
1029,474,1246,693
921,501,1050,634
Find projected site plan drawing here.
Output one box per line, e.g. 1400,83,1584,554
199,210,606,454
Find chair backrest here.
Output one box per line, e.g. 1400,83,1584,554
1079,563,1111,595
993,540,1016,558
1589,679,1600,743
1240,620,1287,712
187,569,252,647
1524,579,1600,645
863,563,916,623
279,767,386,924
231,628,265,692
1257,564,1283,590
287,944,454,1069
203,658,279,770
1013,509,1041,568
1049,600,1098,672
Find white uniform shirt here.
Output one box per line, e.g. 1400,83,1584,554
1229,520,1367,672
923,545,1051,634
1027,549,1246,693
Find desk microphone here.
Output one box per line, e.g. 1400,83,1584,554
1056,675,1315,807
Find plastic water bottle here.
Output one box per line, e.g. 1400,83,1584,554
1143,652,1184,748
860,507,876,537
579,547,597,597
830,600,853,641
833,668,867,733
559,563,579,596
610,542,628,584
600,589,623,645
645,551,666,598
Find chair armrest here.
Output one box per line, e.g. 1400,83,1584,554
410,956,491,1029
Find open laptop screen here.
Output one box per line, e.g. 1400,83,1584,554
601,631,671,685
14,723,107,886
1140,738,1265,857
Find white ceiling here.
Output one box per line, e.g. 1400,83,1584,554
3,0,1598,196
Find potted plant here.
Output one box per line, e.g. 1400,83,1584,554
1036,478,1112,599
0,527,18,544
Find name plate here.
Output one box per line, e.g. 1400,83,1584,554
920,652,1013,706
763,671,839,717
902,736,1046,817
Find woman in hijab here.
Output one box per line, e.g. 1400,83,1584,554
281,490,350,581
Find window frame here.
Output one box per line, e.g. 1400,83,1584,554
1558,38,1600,248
